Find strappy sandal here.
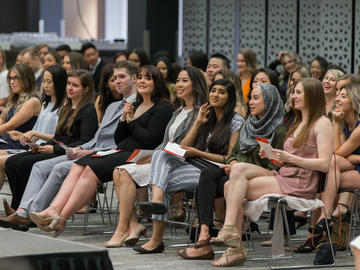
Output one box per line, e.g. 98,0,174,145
211,245,247,267
194,236,211,249
210,225,240,248
49,215,67,238
332,203,351,222
294,218,331,253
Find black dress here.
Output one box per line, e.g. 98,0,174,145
5,103,98,209
75,101,174,182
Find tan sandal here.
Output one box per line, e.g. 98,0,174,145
210,225,240,248
211,245,247,267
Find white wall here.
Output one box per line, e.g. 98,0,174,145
105,0,128,42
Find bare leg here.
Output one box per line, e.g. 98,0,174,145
39,163,85,218
224,162,276,226
332,192,352,218
140,220,165,250
59,166,98,219
151,186,165,203
108,168,138,243
318,155,354,220
137,188,148,202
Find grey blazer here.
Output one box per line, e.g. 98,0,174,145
155,107,199,150
80,94,137,151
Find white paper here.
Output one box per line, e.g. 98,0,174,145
163,142,187,157
0,138,8,144
127,149,154,162
94,149,120,156
201,158,222,167
256,140,274,159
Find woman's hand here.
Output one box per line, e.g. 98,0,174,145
220,164,232,175
259,147,267,159
7,130,22,141
182,145,199,158
136,155,152,165
195,103,211,125
23,130,38,141
332,109,344,123
271,149,293,163
121,102,134,122
37,145,54,154
277,51,288,61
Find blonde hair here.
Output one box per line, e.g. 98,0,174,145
343,83,360,120
2,64,37,120
279,51,303,86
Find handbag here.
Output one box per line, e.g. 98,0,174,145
330,217,350,250
313,243,337,265
185,157,219,170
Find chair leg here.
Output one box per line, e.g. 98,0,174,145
322,206,336,266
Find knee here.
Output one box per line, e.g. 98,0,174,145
230,162,248,179
82,166,96,178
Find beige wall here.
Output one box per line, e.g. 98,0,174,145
63,0,104,39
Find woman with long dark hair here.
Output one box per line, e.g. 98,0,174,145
135,79,244,254
30,65,174,237
178,83,286,260
94,63,122,124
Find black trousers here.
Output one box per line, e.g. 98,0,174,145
5,152,58,209
197,167,229,226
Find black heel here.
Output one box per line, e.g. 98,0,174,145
250,222,260,234
332,203,351,223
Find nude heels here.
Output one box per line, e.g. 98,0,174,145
48,215,67,238
124,224,147,246
104,232,129,248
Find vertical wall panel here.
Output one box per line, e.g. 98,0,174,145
355,0,360,73
182,0,208,65
208,0,236,69
267,0,297,64
320,0,352,73
299,0,321,66
238,0,266,67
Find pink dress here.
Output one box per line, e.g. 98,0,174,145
274,122,319,199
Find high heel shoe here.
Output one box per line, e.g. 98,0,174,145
104,232,129,248
29,212,53,232
211,245,247,267
294,218,331,253
242,222,260,241
49,215,67,238
332,203,351,223
124,224,147,246
210,225,240,248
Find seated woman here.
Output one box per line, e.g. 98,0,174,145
62,52,88,75
295,83,360,253
0,65,65,191
209,78,333,267
0,64,42,149
30,65,174,236
3,69,98,211
104,66,208,247
136,79,244,254
178,83,286,260
94,63,122,125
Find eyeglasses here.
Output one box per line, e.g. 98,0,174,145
8,76,19,82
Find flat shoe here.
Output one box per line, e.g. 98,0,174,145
177,247,214,260
139,202,167,215
133,242,165,254
194,237,211,249
3,199,16,216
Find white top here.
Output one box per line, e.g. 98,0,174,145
32,102,59,144
168,108,193,142
0,69,9,99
